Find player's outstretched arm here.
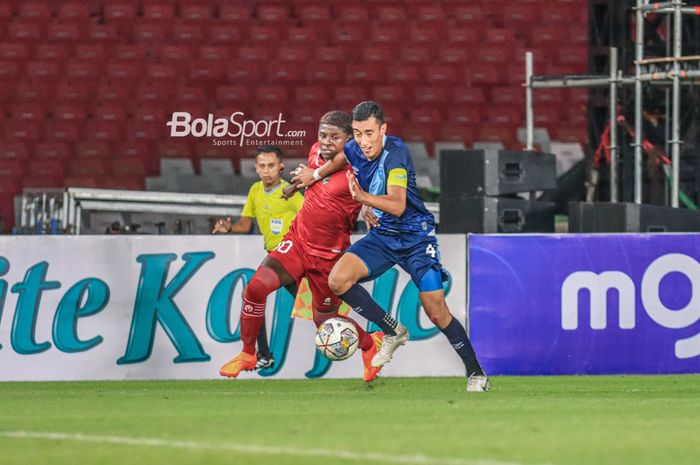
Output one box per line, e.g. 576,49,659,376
291,152,348,188
347,171,406,217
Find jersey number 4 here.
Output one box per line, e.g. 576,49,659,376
425,244,437,258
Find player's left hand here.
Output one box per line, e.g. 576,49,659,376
291,164,316,188
347,171,366,203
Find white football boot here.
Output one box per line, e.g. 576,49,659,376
370,324,409,367
466,374,491,392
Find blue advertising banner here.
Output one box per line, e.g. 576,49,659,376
469,234,700,375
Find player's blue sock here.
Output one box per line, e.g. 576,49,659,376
440,317,485,377
339,284,398,336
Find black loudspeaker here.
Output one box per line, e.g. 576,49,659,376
569,202,700,232
440,149,557,197
440,196,556,233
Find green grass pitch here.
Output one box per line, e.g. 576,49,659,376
1,376,698,465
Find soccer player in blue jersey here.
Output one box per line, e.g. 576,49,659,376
327,101,490,392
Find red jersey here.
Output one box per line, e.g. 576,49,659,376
289,142,362,260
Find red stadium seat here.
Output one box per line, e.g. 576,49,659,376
307,66,342,85
104,2,137,20
477,126,518,148
5,120,41,141
156,140,191,158
372,85,405,104
425,65,459,83
248,25,280,43
268,62,305,83
75,44,107,61
0,159,26,177
95,81,134,103
110,157,147,176
468,64,504,85
218,4,251,22
400,46,431,64
75,141,111,158
107,61,140,80
0,42,30,60
112,44,146,61
53,104,88,121
143,3,175,20
238,46,271,62
370,22,402,43
209,24,243,44
199,45,230,61
314,46,345,63
189,60,224,81
160,44,192,61
47,22,84,42
255,85,289,104
452,87,486,105
56,79,93,103
491,86,523,105
346,64,384,84
408,22,442,44
436,123,474,147
35,44,69,60
59,2,91,19
485,28,517,47
125,121,163,140
180,3,213,21
334,5,368,21
63,175,100,188
215,85,252,105
8,21,43,42
331,24,366,46
277,45,311,62
386,64,419,84
298,5,331,24
362,45,393,63
478,47,511,64
439,47,472,64
414,86,450,104
29,159,67,177
35,142,69,160
414,5,445,22
226,61,264,83
171,22,205,43
446,26,480,45
503,4,539,25
286,26,317,44
294,86,330,105
333,86,368,107
133,22,169,42
136,82,175,103
146,63,178,80
409,108,443,126
18,2,51,18
45,121,81,142
446,106,483,125
66,61,102,81
8,103,47,121
258,4,289,21
486,106,523,125
445,4,482,22
377,4,407,22
84,121,123,141
0,60,19,81
0,142,29,160
292,106,320,126
87,23,120,42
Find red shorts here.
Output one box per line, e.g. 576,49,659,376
268,230,342,312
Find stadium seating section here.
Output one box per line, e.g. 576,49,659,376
0,0,589,228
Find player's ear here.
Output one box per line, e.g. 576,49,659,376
279,162,285,172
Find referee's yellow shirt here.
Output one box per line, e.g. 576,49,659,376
241,180,304,252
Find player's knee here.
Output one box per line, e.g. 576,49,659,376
244,266,281,303
328,269,350,296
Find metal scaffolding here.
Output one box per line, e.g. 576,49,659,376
525,0,700,207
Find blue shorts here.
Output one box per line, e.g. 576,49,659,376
347,228,446,292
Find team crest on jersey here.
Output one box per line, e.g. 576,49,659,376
322,176,330,184
324,297,331,305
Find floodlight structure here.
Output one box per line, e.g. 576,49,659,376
525,0,700,207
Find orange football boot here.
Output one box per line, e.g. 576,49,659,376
362,332,385,382
219,352,257,378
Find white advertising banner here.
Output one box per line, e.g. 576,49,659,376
0,234,467,381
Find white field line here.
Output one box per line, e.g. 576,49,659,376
0,430,549,465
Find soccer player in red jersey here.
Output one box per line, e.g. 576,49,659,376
219,111,385,382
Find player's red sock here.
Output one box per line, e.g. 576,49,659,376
313,309,373,352
241,266,282,354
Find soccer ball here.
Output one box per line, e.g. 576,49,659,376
315,317,360,361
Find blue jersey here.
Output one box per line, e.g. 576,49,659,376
344,135,435,234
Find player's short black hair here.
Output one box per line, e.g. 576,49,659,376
255,145,282,161
319,110,353,135
352,101,384,124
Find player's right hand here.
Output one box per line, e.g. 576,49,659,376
212,217,232,234
291,164,315,188
361,205,380,229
